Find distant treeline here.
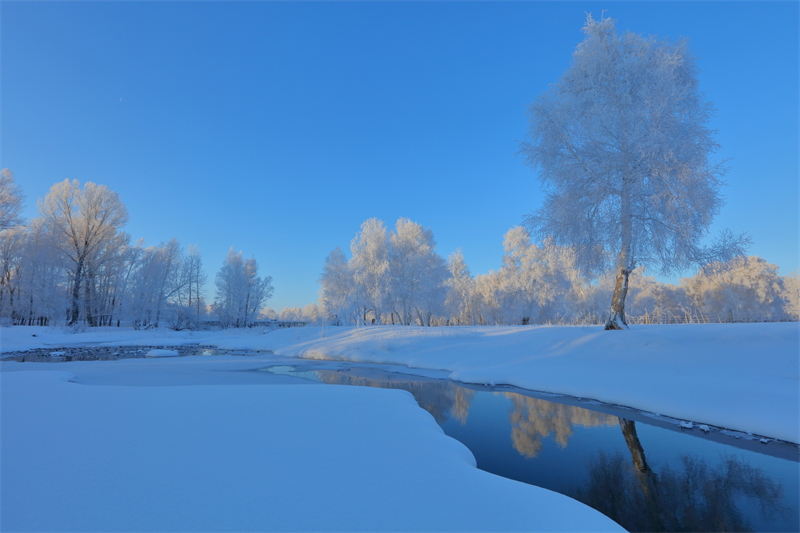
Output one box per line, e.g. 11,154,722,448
307,218,799,326
0,176,272,329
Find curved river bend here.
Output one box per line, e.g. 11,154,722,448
261,362,799,533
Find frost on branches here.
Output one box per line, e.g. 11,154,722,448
213,247,274,328
519,14,748,330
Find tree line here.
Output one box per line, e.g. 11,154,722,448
317,217,799,327
0,174,273,329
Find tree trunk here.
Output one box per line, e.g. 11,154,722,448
620,418,650,473
606,176,633,330
605,266,630,329
620,419,663,530
84,276,95,327
69,258,84,325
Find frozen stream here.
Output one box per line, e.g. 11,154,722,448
261,362,799,533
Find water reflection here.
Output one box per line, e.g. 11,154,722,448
261,365,799,533
506,393,617,457
313,370,475,425
573,419,790,532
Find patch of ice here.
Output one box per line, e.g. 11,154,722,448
679,421,694,429
145,349,179,358
698,424,710,432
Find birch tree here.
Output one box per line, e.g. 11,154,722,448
387,218,449,326
319,246,354,325
183,244,207,324
445,249,475,325
520,14,748,330
39,179,128,325
0,169,25,231
500,228,586,324
16,220,66,325
213,247,273,327
349,218,389,324
0,228,25,322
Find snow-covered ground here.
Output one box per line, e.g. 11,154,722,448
2,323,798,443
2,323,797,530
1,357,622,532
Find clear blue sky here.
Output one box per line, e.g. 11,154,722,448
3,2,798,311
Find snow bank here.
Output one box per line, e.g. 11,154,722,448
258,324,800,444
0,326,204,353
0,371,621,532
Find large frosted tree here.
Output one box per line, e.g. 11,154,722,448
520,14,748,330
39,179,128,325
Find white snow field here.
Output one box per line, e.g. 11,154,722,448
0,364,622,532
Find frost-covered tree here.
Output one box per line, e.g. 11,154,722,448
278,306,303,322
473,270,505,325
319,246,354,325
15,220,66,325
445,249,476,325
0,228,25,323
301,302,322,324
520,14,748,330
681,256,791,322
259,307,278,320
183,244,208,325
213,247,273,327
500,228,586,324
80,230,130,326
783,272,800,321
0,169,25,231
349,219,390,325
39,179,129,325
387,218,449,326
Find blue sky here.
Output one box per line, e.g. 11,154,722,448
3,2,798,311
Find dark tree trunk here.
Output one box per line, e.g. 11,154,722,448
605,267,630,330
620,418,650,473
620,418,663,530
84,277,95,327
69,258,84,325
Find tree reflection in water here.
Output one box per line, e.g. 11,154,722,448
277,367,793,532
573,419,788,533
315,371,475,424
505,393,618,457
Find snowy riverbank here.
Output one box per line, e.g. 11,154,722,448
259,324,800,444
1,356,622,532
2,322,798,444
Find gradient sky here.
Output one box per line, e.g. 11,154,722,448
3,2,798,311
